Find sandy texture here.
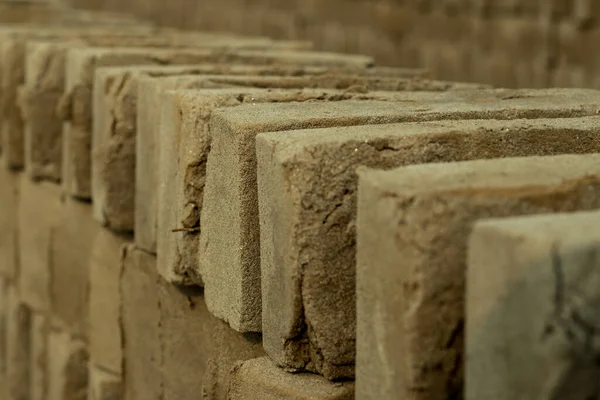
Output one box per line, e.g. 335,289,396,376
356,153,600,399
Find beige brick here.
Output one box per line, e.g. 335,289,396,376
158,280,216,400
88,367,122,400
466,210,600,400
30,313,49,400
88,228,128,373
199,88,600,335
46,329,88,400
157,79,485,288
201,320,265,400
0,278,7,389
6,286,31,400
62,46,372,200
257,116,600,380
120,245,161,400
356,154,600,399
228,357,354,400
18,178,61,312
134,66,436,253
0,165,19,280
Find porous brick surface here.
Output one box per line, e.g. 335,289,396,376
356,154,600,399
258,116,600,380
466,210,600,400
228,357,355,400
197,88,600,361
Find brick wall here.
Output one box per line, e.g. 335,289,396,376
64,0,600,89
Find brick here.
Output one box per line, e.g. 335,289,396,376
356,153,600,399
157,79,486,287
120,245,161,400
88,228,128,373
62,46,373,200
46,329,88,400
199,88,600,334
0,278,6,390
228,357,354,400
30,313,49,400
158,280,216,400
135,67,438,254
0,165,19,280
20,33,311,182
257,116,600,380
18,178,61,312
201,320,265,400
51,193,127,348
6,286,31,400
88,367,122,400
466,210,600,400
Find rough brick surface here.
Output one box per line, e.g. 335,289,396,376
18,178,61,312
88,367,122,400
62,46,373,200
88,228,128,373
159,282,216,400
466,211,600,400
94,65,329,233
46,329,89,400
201,320,265,400
0,165,19,280
120,245,162,400
6,287,31,400
158,79,484,286
199,88,600,336
228,357,355,400
356,154,600,399
30,313,49,400
257,116,600,380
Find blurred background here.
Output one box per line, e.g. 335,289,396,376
49,0,599,89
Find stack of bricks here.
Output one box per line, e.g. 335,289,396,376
2,1,600,400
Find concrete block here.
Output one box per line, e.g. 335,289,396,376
120,245,161,400
156,78,486,286
62,46,373,200
466,210,600,400
228,357,354,400
88,367,122,400
6,286,31,400
134,67,443,253
30,313,49,400
257,117,600,379
356,153,600,399
46,329,88,400
201,320,265,400
0,165,19,280
18,178,61,312
199,88,600,335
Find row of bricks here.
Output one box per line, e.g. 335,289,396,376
0,4,446,400
3,2,600,399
